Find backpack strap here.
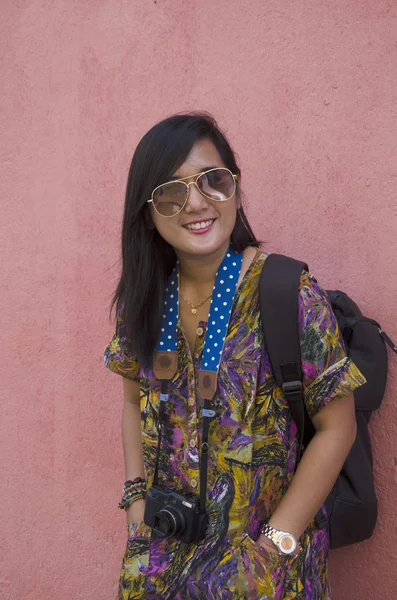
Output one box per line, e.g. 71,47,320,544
259,254,308,452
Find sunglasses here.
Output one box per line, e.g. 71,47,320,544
147,167,238,218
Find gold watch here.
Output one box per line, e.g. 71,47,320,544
261,524,298,556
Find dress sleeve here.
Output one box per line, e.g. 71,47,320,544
298,272,366,419
104,315,141,382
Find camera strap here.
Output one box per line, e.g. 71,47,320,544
153,247,243,515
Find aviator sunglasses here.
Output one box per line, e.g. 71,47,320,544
147,167,238,217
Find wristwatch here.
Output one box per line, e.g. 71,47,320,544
260,524,298,556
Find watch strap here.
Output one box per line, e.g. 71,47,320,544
261,524,299,556
261,524,279,546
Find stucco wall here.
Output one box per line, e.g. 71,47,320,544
1,1,396,598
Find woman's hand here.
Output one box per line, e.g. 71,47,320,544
126,498,146,525
265,394,357,541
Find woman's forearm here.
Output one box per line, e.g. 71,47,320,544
122,400,146,523
266,396,357,540
122,401,145,479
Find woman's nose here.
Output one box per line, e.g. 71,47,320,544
184,182,210,213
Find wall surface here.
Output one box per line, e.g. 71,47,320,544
1,1,396,598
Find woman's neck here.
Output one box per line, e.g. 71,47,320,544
177,242,230,289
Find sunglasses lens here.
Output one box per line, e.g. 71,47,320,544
197,169,235,201
153,182,187,216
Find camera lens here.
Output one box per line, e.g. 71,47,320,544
153,507,185,538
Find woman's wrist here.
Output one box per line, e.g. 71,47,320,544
126,498,146,524
260,523,301,556
267,516,302,541
118,478,147,510
258,534,278,552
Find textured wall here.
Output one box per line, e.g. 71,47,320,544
1,1,396,598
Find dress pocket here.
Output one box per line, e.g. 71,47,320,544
207,533,277,599
118,521,151,600
239,534,287,599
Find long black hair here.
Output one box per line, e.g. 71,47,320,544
111,112,259,366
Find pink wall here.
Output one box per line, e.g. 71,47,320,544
1,1,396,598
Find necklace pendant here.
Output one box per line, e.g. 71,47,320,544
191,307,198,315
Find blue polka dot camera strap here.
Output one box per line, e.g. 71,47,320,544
157,247,243,405
153,247,243,511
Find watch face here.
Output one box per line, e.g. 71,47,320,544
279,533,297,555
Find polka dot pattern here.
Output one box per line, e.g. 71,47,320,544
158,249,243,373
157,267,179,351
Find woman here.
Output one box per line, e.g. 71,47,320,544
104,113,366,599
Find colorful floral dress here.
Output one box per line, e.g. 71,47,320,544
104,252,366,600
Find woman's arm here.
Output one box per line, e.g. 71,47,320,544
260,393,356,546
122,378,146,524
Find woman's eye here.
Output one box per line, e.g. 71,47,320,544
208,174,221,185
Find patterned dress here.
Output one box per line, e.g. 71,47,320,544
104,252,366,600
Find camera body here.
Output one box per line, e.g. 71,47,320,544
144,484,208,544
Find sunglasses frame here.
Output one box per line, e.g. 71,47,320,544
147,167,238,218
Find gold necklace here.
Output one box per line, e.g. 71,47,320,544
179,291,212,315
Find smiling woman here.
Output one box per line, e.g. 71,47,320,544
104,113,366,600
112,114,258,368
149,140,240,261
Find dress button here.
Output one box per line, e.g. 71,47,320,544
196,327,204,336
189,438,196,449
188,397,195,407
190,479,198,488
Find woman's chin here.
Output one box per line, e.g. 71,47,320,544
175,234,232,260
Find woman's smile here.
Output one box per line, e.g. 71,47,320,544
183,218,216,234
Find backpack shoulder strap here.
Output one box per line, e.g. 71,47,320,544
259,254,308,447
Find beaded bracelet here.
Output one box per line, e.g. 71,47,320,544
118,492,146,510
122,477,146,493
118,478,147,510
123,483,146,496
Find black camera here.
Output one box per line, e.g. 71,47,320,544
144,485,209,543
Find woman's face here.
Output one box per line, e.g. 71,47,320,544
149,138,239,261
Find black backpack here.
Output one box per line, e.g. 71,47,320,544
259,254,397,549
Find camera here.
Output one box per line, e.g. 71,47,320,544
144,485,209,543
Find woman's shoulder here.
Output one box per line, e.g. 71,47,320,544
241,247,268,281
238,249,323,306
251,249,319,289
235,247,267,302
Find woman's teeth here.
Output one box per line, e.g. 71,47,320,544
185,220,214,230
